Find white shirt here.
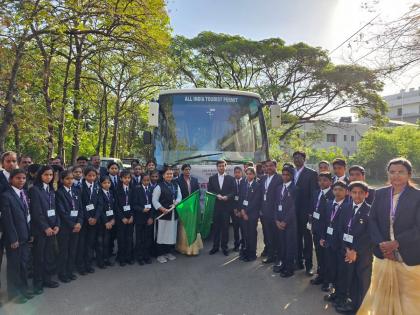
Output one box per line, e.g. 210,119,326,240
102,189,110,196
335,175,346,183
3,170,10,181
218,173,225,189
12,186,22,197
333,199,345,207
294,166,304,183
43,183,50,192
111,175,118,185
264,174,274,190
352,202,363,215
281,181,292,195
65,186,72,194
123,184,129,192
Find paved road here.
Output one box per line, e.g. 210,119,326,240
0,225,336,315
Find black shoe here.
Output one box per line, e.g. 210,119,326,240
68,274,77,281
310,276,323,285
79,270,87,276
324,292,337,302
305,269,314,277
239,255,246,261
222,249,229,256
97,264,106,269
321,283,330,292
58,276,70,283
33,286,43,295
273,264,285,273
138,260,145,266
209,248,219,255
144,257,152,264
128,260,135,265
262,256,275,264
43,280,59,288
86,267,95,273
21,291,34,299
104,260,114,267
120,261,127,267
296,261,304,270
335,300,355,313
233,246,240,252
280,270,294,278
260,249,267,257
244,256,256,262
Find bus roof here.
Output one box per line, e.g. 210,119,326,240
159,88,262,100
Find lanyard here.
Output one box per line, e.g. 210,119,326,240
47,188,52,209
390,186,407,221
245,181,253,200
330,203,340,223
69,189,75,209
315,191,323,211
144,186,149,204
264,175,272,191
124,188,129,205
347,205,359,232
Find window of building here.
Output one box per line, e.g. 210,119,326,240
326,134,337,143
397,108,402,116
351,135,355,142
344,135,347,141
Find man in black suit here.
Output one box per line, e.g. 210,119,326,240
260,159,282,263
91,155,108,178
0,151,18,290
292,151,319,275
335,181,372,313
1,169,32,303
208,160,235,256
348,165,376,205
177,164,200,199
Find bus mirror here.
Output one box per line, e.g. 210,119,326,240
148,101,159,127
270,104,281,128
143,131,152,145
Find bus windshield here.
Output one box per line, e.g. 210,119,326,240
154,93,268,165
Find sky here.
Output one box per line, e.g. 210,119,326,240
167,0,419,96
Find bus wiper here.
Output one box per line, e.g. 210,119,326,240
175,152,223,163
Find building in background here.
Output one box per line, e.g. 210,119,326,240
299,118,370,157
383,87,420,124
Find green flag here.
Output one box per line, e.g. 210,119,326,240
200,191,217,239
175,190,200,246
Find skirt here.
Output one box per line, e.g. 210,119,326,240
176,222,203,256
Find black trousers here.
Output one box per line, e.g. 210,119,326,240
337,252,373,309
135,223,152,260
325,247,341,287
97,224,113,263
117,221,134,262
57,227,79,277
33,234,55,287
230,209,241,248
6,243,29,299
278,224,297,272
242,217,258,258
261,216,278,258
212,208,230,250
0,237,4,288
313,234,326,282
297,214,313,269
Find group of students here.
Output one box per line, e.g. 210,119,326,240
0,152,190,304
1,151,419,315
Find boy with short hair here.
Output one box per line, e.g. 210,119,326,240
348,165,375,205
335,181,372,313
332,159,349,184
321,180,348,303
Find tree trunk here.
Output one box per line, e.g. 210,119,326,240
70,37,83,165
13,123,20,155
96,85,107,155
110,100,120,157
58,36,73,160
0,39,26,153
102,95,108,157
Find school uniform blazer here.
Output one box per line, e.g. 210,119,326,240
311,188,334,237
81,180,103,221
98,166,108,178
232,177,245,209
338,202,371,256
369,185,420,266
238,179,262,220
97,189,117,224
275,183,297,226
131,176,142,188
207,174,235,212
321,200,348,250
55,186,84,230
260,173,282,219
1,189,31,245
177,176,200,200
366,188,376,205
133,185,153,224
294,166,319,220
115,184,135,220
29,185,60,235
0,171,11,234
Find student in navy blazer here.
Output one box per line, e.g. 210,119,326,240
320,180,348,300
238,167,261,261
1,169,32,302
55,170,83,283
259,159,282,263
335,181,372,313
310,172,334,289
29,165,60,294
133,173,154,265
77,166,103,274
275,165,298,277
